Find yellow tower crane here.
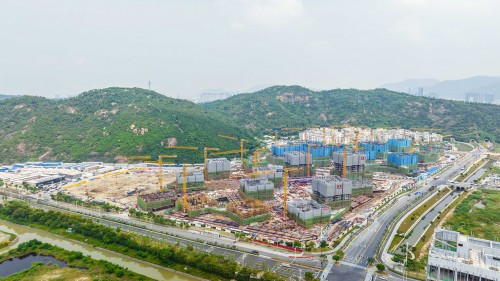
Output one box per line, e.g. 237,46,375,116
283,167,301,219
203,147,219,180
218,135,247,169
354,130,359,153
253,148,267,177
322,127,327,145
128,155,152,161
166,146,199,211
144,154,177,192
209,149,250,168
342,146,348,179
307,144,312,177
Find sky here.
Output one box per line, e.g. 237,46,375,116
1,0,499,99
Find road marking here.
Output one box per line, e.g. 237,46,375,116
341,260,366,270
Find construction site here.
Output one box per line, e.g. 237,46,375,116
1,127,448,244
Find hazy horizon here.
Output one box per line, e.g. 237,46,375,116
2,0,500,98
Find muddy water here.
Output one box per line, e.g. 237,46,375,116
0,220,199,281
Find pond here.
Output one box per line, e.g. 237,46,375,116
0,253,68,277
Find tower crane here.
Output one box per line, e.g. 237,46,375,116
342,146,348,179
283,167,301,219
203,147,219,180
354,130,359,153
218,135,247,169
127,155,152,161
144,155,177,192
253,148,267,178
166,145,199,211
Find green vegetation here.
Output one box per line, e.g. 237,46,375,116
444,189,500,240
376,263,386,272
0,230,16,249
397,188,450,235
454,142,474,152
332,250,345,263
0,200,284,281
204,86,500,142
51,192,120,212
455,158,488,182
0,87,255,164
413,190,469,259
0,239,152,280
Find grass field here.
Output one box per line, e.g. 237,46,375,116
455,142,474,152
444,189,500,241
397,187,451,235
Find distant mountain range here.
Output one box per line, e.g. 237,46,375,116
203,85,499,143
1,85,498,164
381,76,500,102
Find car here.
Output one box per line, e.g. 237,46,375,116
378,276,387,280
282,263,291,268
251,250,259,254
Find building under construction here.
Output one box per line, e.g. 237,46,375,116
137,191,177,211
240,178,274,200
206,158,231,180
283,151,314,176
332,151,366,173
255,165,283,187
287,200,331,228
311,175,352,208
167,170,207,192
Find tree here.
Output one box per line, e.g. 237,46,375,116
332,250,344,263
304,271,315,281
320,240,328,248
376,263,386,272
293,240,302,248
368,257,375,265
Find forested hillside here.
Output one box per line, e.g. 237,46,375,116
0,88,253,164
203,86,499,142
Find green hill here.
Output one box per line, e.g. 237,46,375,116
0,88,253,164
203,85,500,142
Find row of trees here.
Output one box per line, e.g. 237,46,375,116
0,201,283,281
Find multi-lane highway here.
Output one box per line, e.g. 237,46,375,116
3,147,485,281
2,192,324,281
321,147,484,281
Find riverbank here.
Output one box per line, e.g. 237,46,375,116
0,239,154,281
0,200,284,281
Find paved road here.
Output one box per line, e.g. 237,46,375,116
321,148,484,281
4,193,323,281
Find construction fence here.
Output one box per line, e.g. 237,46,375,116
186,207,271,225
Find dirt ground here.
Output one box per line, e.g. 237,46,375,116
66,169,176,208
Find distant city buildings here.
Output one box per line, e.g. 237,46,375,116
465,93,496,104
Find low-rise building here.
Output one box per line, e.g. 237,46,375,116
427,229,499,281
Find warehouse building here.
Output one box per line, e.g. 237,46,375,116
240,178,274,200
287,200,331,228
427,229,499,281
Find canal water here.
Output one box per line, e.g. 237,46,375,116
0,253,68,277
0,220,198,281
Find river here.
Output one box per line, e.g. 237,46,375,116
0,219,199,281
